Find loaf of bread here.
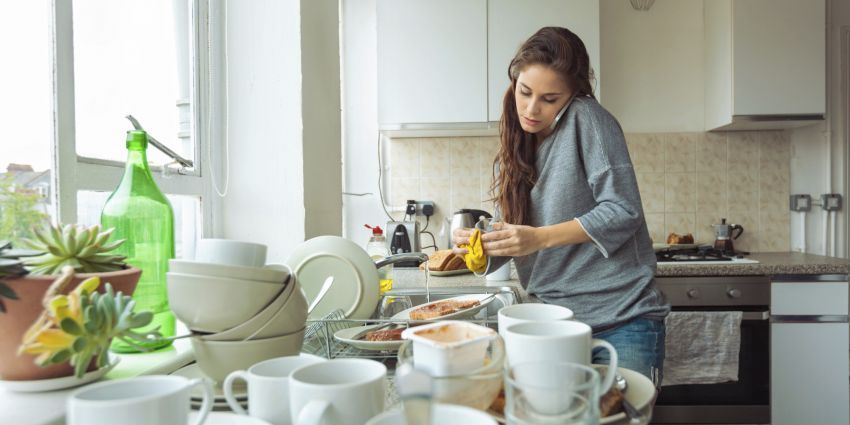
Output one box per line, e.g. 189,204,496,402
419,250,468,272
600,386,625,417
666,232,694,244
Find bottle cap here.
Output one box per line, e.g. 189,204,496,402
126,130,148,150
364,224,383,236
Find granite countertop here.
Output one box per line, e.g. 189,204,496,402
657,252,850,277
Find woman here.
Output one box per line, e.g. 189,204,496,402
453,27,669,380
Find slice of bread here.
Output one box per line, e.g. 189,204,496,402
444,255,467,271
426,250,454,271
666,232,694,244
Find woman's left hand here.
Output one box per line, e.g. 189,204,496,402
481,222,547,257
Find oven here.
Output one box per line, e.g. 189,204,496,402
652,275,771,424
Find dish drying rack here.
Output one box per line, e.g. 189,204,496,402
300,285,521,361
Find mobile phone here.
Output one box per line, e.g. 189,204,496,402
550,95,576,130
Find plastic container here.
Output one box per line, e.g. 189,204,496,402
401,321,497,377
101,130,176,352
365,225,392,293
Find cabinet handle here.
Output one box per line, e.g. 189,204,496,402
687,289,699,299
727,289,742,298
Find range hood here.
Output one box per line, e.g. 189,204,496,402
709,114,825,132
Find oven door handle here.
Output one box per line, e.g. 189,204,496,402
742,311,770,321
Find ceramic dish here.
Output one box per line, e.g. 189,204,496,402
333,324,406,351
0,359,119,392
595,366,656,425
188,411,272,425
171,363,247,401
427,268,473,277
286,236,380,320
169,259,290,284
391,294,496,321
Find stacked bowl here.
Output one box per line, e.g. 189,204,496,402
166,239,308,382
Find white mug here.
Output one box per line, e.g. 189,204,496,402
195,238,268,267
289,359,386,425
223,355,325,425
503,320,619,393
67,375,213,425
497,303,574,336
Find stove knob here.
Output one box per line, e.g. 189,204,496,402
727,289,742,299
687,289,700,299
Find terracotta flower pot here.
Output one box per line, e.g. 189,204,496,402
0,267,142,381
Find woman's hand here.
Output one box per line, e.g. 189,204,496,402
480,222,547,257
451,227,474,255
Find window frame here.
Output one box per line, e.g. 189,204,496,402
50,0,219,236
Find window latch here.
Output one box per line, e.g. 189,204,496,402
125,115,194,169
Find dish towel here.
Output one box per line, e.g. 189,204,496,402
662,311,742,386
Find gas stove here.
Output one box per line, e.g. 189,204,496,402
655,246,759,265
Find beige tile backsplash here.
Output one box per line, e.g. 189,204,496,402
389,131,791,252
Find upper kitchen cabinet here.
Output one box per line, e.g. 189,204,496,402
704,0,825,131
487,0,600,122
377,0,488,125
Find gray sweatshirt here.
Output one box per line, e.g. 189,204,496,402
489,96,669,331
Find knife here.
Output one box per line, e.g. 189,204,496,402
307,276,335,315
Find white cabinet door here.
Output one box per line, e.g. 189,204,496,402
377,0,487,124
770,280,849,425
487,0,600,122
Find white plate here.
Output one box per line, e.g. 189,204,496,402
169,259,290,284
595,366,656,425
427,268,473,277
333,324,406,351
391,294,496,321
189,411,272,425
286,236,380,320
0,359,119,393
171,363,246,401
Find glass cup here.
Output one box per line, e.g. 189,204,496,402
378,295,413,319
505,362,601,425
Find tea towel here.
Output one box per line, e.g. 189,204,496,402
662,311,742,386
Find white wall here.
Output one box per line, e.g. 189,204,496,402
600,0,705,132
220,0,305,263
789,0,849,258
341,0,389,243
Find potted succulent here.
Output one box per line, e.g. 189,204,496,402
0,223,153,381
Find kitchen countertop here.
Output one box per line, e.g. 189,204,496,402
657,252,850,277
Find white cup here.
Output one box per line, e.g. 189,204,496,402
365,403,498,425
485,261,512,281
503,320,619,394
67,375,213,425
224,354,325,425
289,358,387,425
497,303,574,337
195,238,268,267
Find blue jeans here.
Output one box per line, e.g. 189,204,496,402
592,317,665,384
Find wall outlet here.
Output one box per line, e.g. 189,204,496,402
790,194,812,212
820,194,842,211
414,200,435,216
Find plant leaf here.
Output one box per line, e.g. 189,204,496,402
0,282,18,300
60,317,83,335
48,349,71,365
72,336,88,352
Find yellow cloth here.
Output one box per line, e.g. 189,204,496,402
462,229,487,273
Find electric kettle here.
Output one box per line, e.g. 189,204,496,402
713,218,744,253
448,209,492,247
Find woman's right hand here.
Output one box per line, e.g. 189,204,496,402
452,227,474,255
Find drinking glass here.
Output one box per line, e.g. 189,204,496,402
378,295,413,318
505,362,601,425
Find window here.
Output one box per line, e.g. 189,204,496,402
48,0,216,249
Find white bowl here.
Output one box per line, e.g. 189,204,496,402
167,272,284,333
169,259,290,284
401,321,496,377
195,239,268,268
191,328,306,382
201,278,307,341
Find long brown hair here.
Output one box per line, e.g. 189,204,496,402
493,27,595,225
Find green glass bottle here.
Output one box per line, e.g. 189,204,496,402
101,130,175,352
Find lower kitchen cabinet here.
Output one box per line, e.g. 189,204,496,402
770,276,849,425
